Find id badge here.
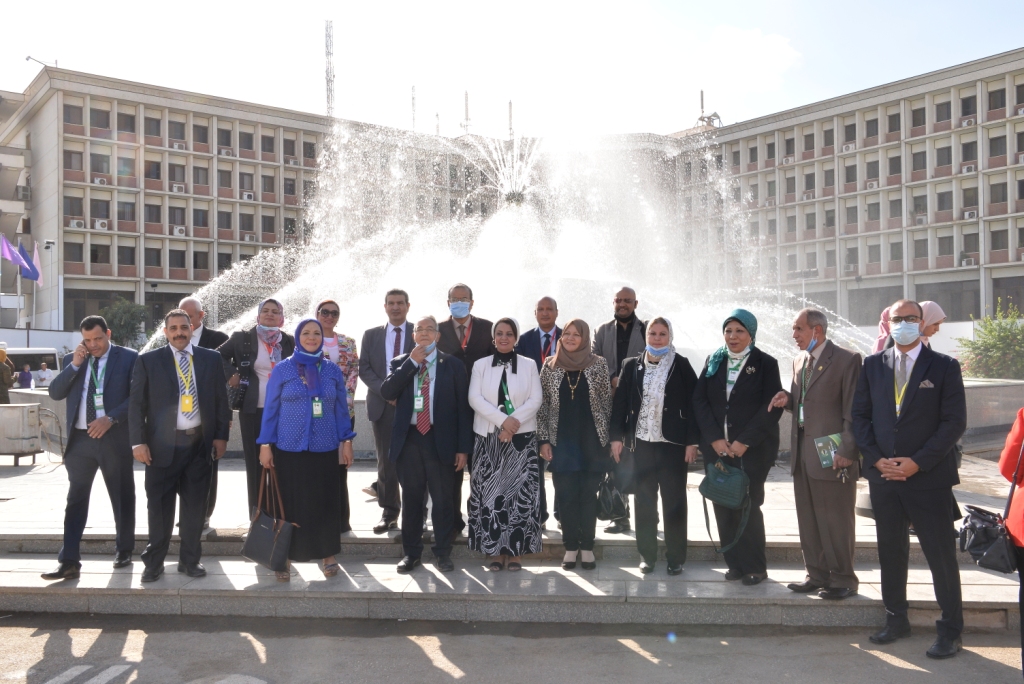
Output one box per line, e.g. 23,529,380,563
93,392,104,410
727,369,740,383
414,396,425,412
180,394,194,413
312,398,324,418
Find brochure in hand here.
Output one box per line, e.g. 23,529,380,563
813,433,843,469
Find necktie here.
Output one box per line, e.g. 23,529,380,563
542,333,551,360
178,351,199,420
86,356,98,424
392,326,402,360
457,325,466,349
896,353,908,391
416,363,431,435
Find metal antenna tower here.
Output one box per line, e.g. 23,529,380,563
325,21,335,118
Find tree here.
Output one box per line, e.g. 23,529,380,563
100,299,148,349
955,300,1024,379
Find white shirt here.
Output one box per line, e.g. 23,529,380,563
894,340,923,381
408,350,438,425
538,326,557,358
254,340,274,408
73,346,110,429
385,322,407,371
36,368,54,386
323,334,340,364
191,323,204,346
173,343,202,430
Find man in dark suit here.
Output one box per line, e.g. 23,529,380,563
42,316,138,580
381,315,473,573
359,288,415,533
179,296,229,528
436,283,492,535
853,298,966,659
130,309,231,582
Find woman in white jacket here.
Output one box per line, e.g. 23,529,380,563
466,317,543,571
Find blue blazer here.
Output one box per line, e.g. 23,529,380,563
515,325,561,371
49,345,138,448
380,351,474,464
257,356,356,452
852,344,966,490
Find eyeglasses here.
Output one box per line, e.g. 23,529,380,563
449,297,471,303
613,298,635,304
890,315,920,324
413,327,437,333
318,309,340,317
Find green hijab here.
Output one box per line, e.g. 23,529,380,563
705,308,758,377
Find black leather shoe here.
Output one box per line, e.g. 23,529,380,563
113,551,133,569
724,569,743,581
435,555,454,572
397,556,421,573
667,564,683,576
869,620,911,645
604,520,631,534
818,587,858,601
741,573,767,586
580,559,597,571
639,561,655,574
177,562,207,578
141,566,164,583
787,580,822,593
373,518,398,534
41,562,81,581
926,635,962,659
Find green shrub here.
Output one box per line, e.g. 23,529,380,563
956,300,1024,379
100,299,148,349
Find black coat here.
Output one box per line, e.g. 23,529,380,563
198,326,229,350
437,315,494,372
610,352,700,448
693,346,783,478
218,327,295,414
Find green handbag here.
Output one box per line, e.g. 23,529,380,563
699,457,751,554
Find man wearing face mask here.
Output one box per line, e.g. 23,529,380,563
769,309,862,600
852,299,966,659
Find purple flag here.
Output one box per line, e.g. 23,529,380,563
0,235,30,271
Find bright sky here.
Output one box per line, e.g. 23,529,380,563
3,1,1022,139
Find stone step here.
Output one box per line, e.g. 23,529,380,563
0,554,1015,629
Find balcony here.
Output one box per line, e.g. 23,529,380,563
801,150,815,161
240,148,256,160
821,146,834,156
990,155,1007,169
765,158,775,168
888,260,903,273
864,220,880,232
910,125,926,138
63,123,85,136
962,252,980,266
991,249,1009,264
64,215,85,228
910,170,926,182
193,227,210,239
144,222,163,235
144,178,163,191
117,175,137,188
912,257,928,271
843,182,856,194
91,173,113,186
64,169,86,183
261,192,276,203
194,142,211,154
934,165,952,178
823,226,836,238
64,261,85,275
218,187,234,199
194,269,210,282
988,202,1008,216
935,210,953,224
936,255,955,269
145,266,162,279
886,174,902,186
117,221,137,233
866,262,881,275
262,233,277,244
218,229,234,241
959,116,977,127
934,120,951,133
824,266,836,279
822,186,834,197
193,184,210,196
844,224,858,235
117,132,137,144
885,132,900,143
303,157,316,168
117,265,137,278
90,127,112,140
784,193,795,204
863,136,878,148
262,152,277,163
988,108,1006,122
169,268,188,280
92,263,113,277
168,138,187,151
843,265,859,277
802,229,816,241
144,136,163,147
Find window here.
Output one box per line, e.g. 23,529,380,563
239,173,254,191
64,196,84,216
261,215,275,233
964,233,979,252
844,123,856,143
767,219,777,235
90,109,110,129
865,119,878,138
937,191,953,211
64,105,83,125
168,164,185,183
144,204,161,223
766,142,775,159
846,206,858,224
936,146,952,166
1020,179,1024,201
911,151,926,171
261,135,275,153
217,211,232,229
239,132,254,150
144,248,161,267
962,95,977,116
262,175,275,193
825,209,835,227
784,138,794,156
303,141,316,159
1019,84,1024,106
991,229,1009,250
117,246,135,265
193,209,208,227
218,170,232,188
826,250,836,267
846,246,858,265
889,198,903,218
284,178,296,195
217,253,232,272
866,160,879,179
867,202,880,221
193,125,208,144
785,176,796,194
284,217,296,234
868,245,881,263
962,141,977,161
117,201,135,221
193,251,209,270
117,113,135,132
168,250,186,269
844,165,856,183
786,215,796,232
914,239,928,259
990,136,1007,157
117,157,134,176
65,242,84,262
144,117,161,137
168,207,185,225
787,254,798,272
807,252,817,270
144,161,161,179
193,167,208,186
804,133,814,151
63,150,83,171
1019,132,1024,153
823,129,834,147
911,108,926,127
217,129,232,147
913,195,928,215
90,199,110,219
963,187,978,207
888,156,901,176
989,89,1006,111
824,169,834,187
935,102,951,122
239,214,254,232
806,212,817,230
168,121,185,140
90,244,110,264
748,147,758,163
731,151,740,166
938,236,954,256
890,241,903,261
283,139,296,157
804,173,815,190
887,113,900,133
750,184,759,201
991,182,1008,203
767,180,776,198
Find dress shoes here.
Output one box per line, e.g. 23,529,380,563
41,562,81,581
604,519,631,534
741,573,767,586
818,587,858,601
177,562,207,578
667,564,683,576
787,580,822,594
926,635,962,659
362,483,378,499
373,518,398,534
141,566,165,583
397,556,421,573
639,561,655,574
435,555,454,572
113,551,133,569
724,569,744,581
868,620,911,645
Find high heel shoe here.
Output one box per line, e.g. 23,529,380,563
561,550,578,570
580,550,596,570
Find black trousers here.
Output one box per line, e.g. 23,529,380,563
372,403,401,520
141,431,211,569
339,463,351,533
58,429,136,562
633,440,688,566
870,484,963,639
610,445,635,523
552,470,603,551
396,427,455,559
239,408,264,515
205,458,218,521
714,470,768,576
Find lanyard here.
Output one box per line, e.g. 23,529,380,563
894,368,909,416
89,357,106,392
501,379,515,415
799,356,813,403
415,356,437,395
459,319,473,350
174,352,195,396
541,331,555,361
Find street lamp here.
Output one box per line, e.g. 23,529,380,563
25,56,57,68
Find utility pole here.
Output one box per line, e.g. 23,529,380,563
325,20,335,119
459,91,471,135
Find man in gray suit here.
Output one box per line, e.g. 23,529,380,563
359,289,415,533
770,308,862,600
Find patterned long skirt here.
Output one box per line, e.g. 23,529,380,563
467,430,542,557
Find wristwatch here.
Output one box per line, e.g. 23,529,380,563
107,416,117,425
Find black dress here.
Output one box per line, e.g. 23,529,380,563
274,448,342,562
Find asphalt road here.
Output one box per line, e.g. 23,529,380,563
0,614,1019,684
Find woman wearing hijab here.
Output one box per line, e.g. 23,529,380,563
919,301,947,344
610,317,699,575
258,318,356,581
693,309,784,585
871,309,891,354
315,299,359,534
467,317,544,571
219,298,296,515
537,319,612,571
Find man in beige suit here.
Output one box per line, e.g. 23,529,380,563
770,308,862,600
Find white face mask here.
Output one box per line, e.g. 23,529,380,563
890,321,921,346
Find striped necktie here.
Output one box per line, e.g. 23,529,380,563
177,350,199,420
416,363,431,434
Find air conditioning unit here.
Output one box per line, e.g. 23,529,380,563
802,191,814,200
243,234,255,242
765,198,776,207
219,149,234,157
914,215,927,225
15,186,30,201
782,156,794,165
172,142,186,150
866,180,879,190
961,117,975,127
842,143,856,153
284,236,297,245
242,191,254,201
171,183,186,193
1017,106,1024,117
93,177,107,185
962,258,976,267
69,219,85,229
286,159,299,166
171,225,187,237
962,164,976,174
93,219,109,230
844,264,857,273
964,210,978,220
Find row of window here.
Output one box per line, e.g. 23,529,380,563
64,243,218,270
63,197,297,232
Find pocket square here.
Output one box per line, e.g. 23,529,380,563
918,379,934,388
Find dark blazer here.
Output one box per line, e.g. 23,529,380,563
218,327,295,414
610,352,700,448
437,315,494,372
129,345,231,468
693,347,784,477
49,344,138,448
198,325,229,350
852,344,966,490
359,321,415,422
380,351,473,464
515,325,562,371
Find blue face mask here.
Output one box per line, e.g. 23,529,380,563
424,340,437,354
890,321,921,346
449,301,471,319
646,344,671,357
806,336,818,353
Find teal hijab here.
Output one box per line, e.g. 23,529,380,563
706,309,758,377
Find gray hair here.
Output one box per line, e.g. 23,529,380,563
415,315,439,331
179,296,204,312
798,308,828,334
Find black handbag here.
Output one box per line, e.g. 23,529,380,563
597,473,628,521
241,466,298,572
699,457,751,554
959,439,1024,574
228,332,254,411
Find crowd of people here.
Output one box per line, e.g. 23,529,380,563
36,284,982,661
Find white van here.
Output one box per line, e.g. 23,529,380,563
4,347,61,388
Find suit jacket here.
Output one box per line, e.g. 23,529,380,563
359,321,415,422
852,343,966,490
198,325,229,351
610,352,700,448
592,317,647,378
783,340,862,481
49,345,138,450
536,359,613,447
438,315,494,373
380,351,474,464
468,354,543,436
515,325,562,371
129,345,231,468
218,327,295,414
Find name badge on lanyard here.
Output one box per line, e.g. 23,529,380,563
180,395,194,413
94,392,105,411
312,398,324,418
727,368,740,383
414,396,425,412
